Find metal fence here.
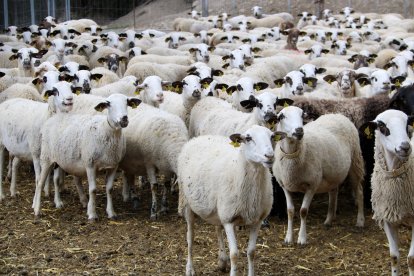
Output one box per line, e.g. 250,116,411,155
194,0,414,19
0,0,133,30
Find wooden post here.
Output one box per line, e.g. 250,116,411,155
315,0,324,19
202,0,208,17
3,0,8,28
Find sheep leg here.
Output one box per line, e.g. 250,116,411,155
0,146,5,201
146,166,158,220
247,222,261,276
53,168,64,208
122,172,132,202
160,175,169,214
73,176,87,208
324,188,338,226
384,221,400,276
33,161,53,217
86,166,98,221
43,172,51,197
224,223,238,276
6,154,12,181
354,182,365,227
185,207,195,276
216,225,229,272
298,190,315,245
9,156,20,197
105,168,117,219
408,224,414,275
282,187,295,244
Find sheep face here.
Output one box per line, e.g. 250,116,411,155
267,27,281,41
331,40,350,55
35,71,61,92
5,26,18,36
284,71,305,95
223,49,246,71
84,25,102,36
45,81,78,113
165,32,187,49
276,106,304,140
51,38,76,58
119,30,142,49
95,94,141,129
230,125,275,168
299,64,326,79
180,75,204,100
73,70,102,94
340,6,354,17
189,44,211,63
98,54,127,74
323,9,332,19
363,110,412,161
137,76,167,106
369,70,392,95
305,44,329,60
385,55,412,78
102,32,122,49
336,70,357,97
252,6,263,18
9,48,46,70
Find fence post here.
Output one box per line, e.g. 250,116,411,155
3,0,8,28
348,0,351,7
133,0,136,29
51,0,55,17
403,0,409,18
30,0,35,25
287,0,291,14
65,0,71,21
232,0,237,15
202,0,208,17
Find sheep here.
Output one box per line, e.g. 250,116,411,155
273,70,317,98
160,75,211,127
9,48,48,77
118,30,143,50
323,70,368,98
90,67,120,88
134,75,170,107
359,109,414,276
32,94,142,220
99,31,124,50
178,125,274,276
282,28,306,51
226,77,268,112
303,43,330,60
0,73,33,93
90,76,139,98
128,54,193,67
70,69,103,94
357,69,405,97
0,81,77,202
273,106,365,245
0,83,43,104
124,62,190,82
145,46,188,56
189,92,292,138
120,103,189,219
250,14,285,28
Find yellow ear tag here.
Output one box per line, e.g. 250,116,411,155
364,126,373,139
202,83,209,89
361,81,366,86
135,88,143,95
130,103,137,109
75,89,81,95
43,94,49,100
283,102,290,108
254,85,260,91
395,79,401,87
230,141,240,148
307,80,313,87
275,83,282,88
327,79,332,84
274,134,282,142
174,86,180,93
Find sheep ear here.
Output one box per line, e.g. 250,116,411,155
32,77,42,85
240,95,258,109
356,77,370,87
252,47,261,53
215,83,228,91
225,85,237,95
304,49,312,54
254,82,268,91
275,98,294,107
273,131,287,142
222,55,230,61
95,101,110,112
161,81,172,90
273,78,285,87
299,31,307,36
208,46,215,52
359,121,377,140
127,98,142,109
97,57,107,63
229,133,244,147
407,116,414,129
91,73,103,81
164,37,171,42
383,62,395,70
348,55,357,62
0,71,5,78
222,63,230,69
316,67,326,74
321,49,330,54
72,86,83,95
44,87,59,100
119,56,128,63
304,77,318,88
323,75,336,84
200,77,213,86
171,81,183,93
212,69,223,76
135,33,143,39
189,48,197,53
391,76,406,87
9,54,18,61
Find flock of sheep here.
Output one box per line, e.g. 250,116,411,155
1,3,414,275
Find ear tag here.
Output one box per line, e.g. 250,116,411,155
364,126,374,139
361,81,366,86
327,79,332,84
43,94,49,100
307,80,313,87
283,101,290,108
130,102,137,109
75,90,81,95
174,86,180,93
395,79,401,87
274,134,282,142
135,87,143,95
275,83,282,88
202,83,209,89
230,141,240,148
254,85,260,91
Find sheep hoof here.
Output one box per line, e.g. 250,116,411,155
109,214,119,220
297,240,307,246
10,191,20,198
132,198,140,210
0,195,5,202
323,222,332,228
283,240,293,246
33,215,41,224
261,218,270,229
150,213,158,220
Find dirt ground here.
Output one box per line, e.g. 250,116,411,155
0,164,412,275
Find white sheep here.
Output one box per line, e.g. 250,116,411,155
178,125,274,276
90,67,120,88
360,109,414,276
90,76,139,98
32,93,142,220
273,106,365,245
127,54,193,67
0,83,43,104
0,81,77,203
120,103,189,219
124,62,189,82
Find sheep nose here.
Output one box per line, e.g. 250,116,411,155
92,32,97,36
129,41,135,48
120,116,129,127
400,141,411,153
294,127,304,139
204,56,210,62
192,90,201,97
239,65,245,70
297,86,303,91
63,36,68,39
265,153,274,161
111,66,118,72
